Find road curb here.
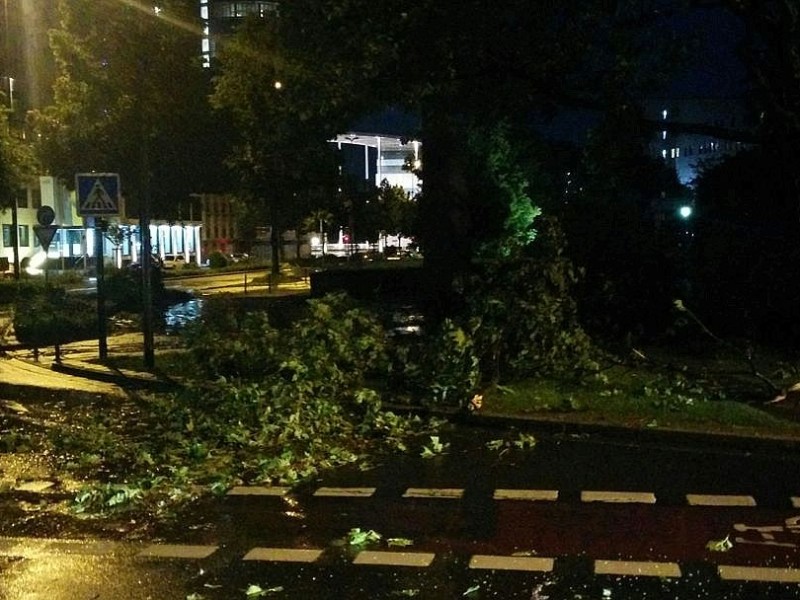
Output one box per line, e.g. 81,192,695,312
383,403,800,454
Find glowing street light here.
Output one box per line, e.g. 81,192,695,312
678,205,693,219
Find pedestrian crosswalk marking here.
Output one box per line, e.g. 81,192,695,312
354,551,435,567
314,487,376,497
2,536,799,583
469,555,554,572
582,491,657,504
218,485,781,507
243,548,323,562
719,565,800,583
686,494,756,507
595,559,681,578
403,488,464,499
494,489,558,501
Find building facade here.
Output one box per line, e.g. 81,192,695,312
200,0,278,67
1,177,203,276
647,98,755,186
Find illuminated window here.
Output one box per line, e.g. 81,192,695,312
662,130,667,140
661,149,667,159
662,109,668,120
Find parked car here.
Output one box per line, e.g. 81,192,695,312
161,254,187,270
228,253,249,263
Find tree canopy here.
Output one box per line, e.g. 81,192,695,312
0,105,38,209
211,0,688,315
30,0,230,218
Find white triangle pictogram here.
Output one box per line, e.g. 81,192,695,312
80,180,117,211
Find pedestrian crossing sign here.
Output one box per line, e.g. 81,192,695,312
76,173,120,216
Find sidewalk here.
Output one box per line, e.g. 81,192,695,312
1,331,182,398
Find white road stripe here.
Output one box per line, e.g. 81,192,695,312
686,494,756,507
403,488,464,499
227,486,289,496
718,565,800,583
595,559,681,578
469,555,554,572
13,481,55,493
353,551,435,567
314,487,376,497
581,491,656,504
243,548,323,562
137,544,218,559
494,489,558,501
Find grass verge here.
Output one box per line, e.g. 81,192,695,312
483,363,800,438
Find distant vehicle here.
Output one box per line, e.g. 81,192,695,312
228,253,249,263
161,254,187,269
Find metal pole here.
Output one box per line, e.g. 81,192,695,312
141,141,155,369
10,197,19,280
95,218,108,359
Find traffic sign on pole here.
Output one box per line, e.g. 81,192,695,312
33,225,59,252
76,173,120,216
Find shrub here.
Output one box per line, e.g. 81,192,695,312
104,267,164,313
207,251,228,269
13,286,98,348
0,279,42,307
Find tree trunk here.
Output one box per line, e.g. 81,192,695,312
270,201,280,277
417,103,473,322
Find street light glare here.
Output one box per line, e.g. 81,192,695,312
679,205,693,219
115,0,203,35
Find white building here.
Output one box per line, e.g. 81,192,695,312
331,133,422,199
1,176,203,276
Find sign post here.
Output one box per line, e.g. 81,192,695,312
33,205,58,284
76,174,120,361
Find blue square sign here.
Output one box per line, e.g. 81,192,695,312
76,173,120,216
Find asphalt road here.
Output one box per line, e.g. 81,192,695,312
2,273,799,597
1,427,799,599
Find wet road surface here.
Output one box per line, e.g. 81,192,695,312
2,427,800,598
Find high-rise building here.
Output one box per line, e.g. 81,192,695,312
648,98,756,186
199,0,278,67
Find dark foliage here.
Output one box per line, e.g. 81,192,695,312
691,149,800,346
13,286,97,348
